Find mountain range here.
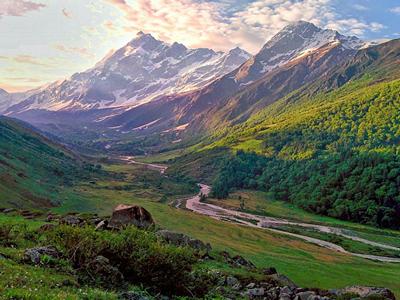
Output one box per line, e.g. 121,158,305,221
4,32,250,114
2,21,381,149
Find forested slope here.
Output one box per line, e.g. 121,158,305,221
175,40,400,229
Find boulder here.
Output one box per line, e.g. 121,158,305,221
156,230,211,253
3,208,15,214
109,205,154,229
87,256,124,286
337,286,395,300
24,246,60,264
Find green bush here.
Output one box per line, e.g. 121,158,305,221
45,225,197,295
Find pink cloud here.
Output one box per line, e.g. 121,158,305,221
0,0,45,17
54,44,94,58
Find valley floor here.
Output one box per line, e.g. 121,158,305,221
44,155,400,297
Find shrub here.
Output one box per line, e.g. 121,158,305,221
45,225,197,295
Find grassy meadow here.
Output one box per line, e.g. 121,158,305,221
40,161,400,297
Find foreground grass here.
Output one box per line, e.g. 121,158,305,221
3,160,400,297
51,182,400,297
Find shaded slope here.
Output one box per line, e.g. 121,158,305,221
0,117,100,208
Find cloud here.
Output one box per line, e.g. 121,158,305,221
0,0,45,18
352,4,368,11
103,0,385,53
389,6,400,15
62,8,72,19
5,77,42,83
54,44,94,58
13,55,50,67
0,55,54,67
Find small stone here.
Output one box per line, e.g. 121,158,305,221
226,276,240,287
280,294,292,300
119,291,149,300
246,287,265,297
59,215,83,226
295,291,316,300
263,267,278,275
95,220,108,231
281,286,294,296
247,283,256,289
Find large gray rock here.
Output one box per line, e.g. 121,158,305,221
24,246,60,264
109,205,154,229
156,230,211,253
337,286,395,300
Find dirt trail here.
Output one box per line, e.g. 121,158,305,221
185,184,400,263
123,157,400,263
119,156,168,174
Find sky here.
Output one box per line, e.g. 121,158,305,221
0,0,399,93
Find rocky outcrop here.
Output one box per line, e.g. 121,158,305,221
220,251,256,269
334,286,396,300
156,229,211,253
109,205,154,229
24,246,60,264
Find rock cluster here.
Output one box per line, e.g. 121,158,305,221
212,273,395,300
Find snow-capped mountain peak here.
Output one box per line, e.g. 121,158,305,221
235,21,366,82
6,34,251,113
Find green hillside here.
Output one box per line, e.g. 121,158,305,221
173,41,400,229
0,117,101,208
